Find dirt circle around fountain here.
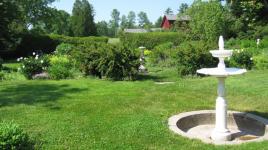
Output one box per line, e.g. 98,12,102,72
168,110,268,145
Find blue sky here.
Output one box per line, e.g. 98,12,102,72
51,0,194,23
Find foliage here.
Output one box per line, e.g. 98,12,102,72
48,55,74,80
55,43,75,55
109,9,121,37
49,34,108,45
137,11,152,28
149,42,177,67
71,0,97,36
43,9,72,36
253,54,268,70
165,8,174,15
228,49,254,70
19,54,49,79
96,21,109,36
73,43,140,80
120,32,187,49
0,58,3,70
154,16,163,28
127,11,136,28
176,41,217,76
179,3,189,14
186,1,231,42
0,121,32,150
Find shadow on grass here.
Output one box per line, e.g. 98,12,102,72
246,111,268,119
137,74,167,82
0,83,87,109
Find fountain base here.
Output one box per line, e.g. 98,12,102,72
168,110,268,145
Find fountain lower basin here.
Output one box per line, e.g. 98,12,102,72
168,110,268,145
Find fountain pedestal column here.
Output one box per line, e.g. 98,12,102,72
211,77,232,141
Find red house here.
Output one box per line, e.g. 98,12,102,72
161,15,191,29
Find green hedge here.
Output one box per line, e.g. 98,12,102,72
120,32,186,49
0,34,108,59
49,34,109,45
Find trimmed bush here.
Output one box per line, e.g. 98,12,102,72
48,55,74,80
254,54,268,70
176,41,217,76
120,32,186,49
73,43,140,80
0,121,32,150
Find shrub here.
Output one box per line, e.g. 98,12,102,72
48,55,74,80
55,43,75,55
253,54,268,70
228,49,253,70
120,32,186,49
18,54,49,79
149,42,177,67
0,121,32,150
73,43,140,80
176,41,217,76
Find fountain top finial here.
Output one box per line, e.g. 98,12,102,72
219,36,224,51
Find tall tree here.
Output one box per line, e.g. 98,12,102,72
109,9,120,37
179,3,189,14
96,21,109,36
155,16,163,28
0,0,20,51
138,11,151,28
71,0,97,37
165,7,174,15
45,9,71,35
120,15,128,29
187,1,230,42
127,11,136,28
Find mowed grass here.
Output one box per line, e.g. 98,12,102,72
0,68,268,149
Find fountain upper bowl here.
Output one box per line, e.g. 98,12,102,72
210,50,233,58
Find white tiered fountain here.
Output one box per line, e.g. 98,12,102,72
197,36,247,141
168,36,268,145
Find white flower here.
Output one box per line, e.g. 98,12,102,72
33,52,36,56
250,57,253,61
35,55,39,60
40,60,44,64
20,57,23,60
237,50,240,53
17,58,20,62
24,57,27,60
22,65,25,68
17,67,21,71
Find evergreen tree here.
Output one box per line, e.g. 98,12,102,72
179,3,189,14
165,7,174,15
71,0,96,36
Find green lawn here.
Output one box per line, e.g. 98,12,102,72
0,67,268,149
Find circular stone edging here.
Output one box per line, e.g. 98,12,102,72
168,110,268,145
